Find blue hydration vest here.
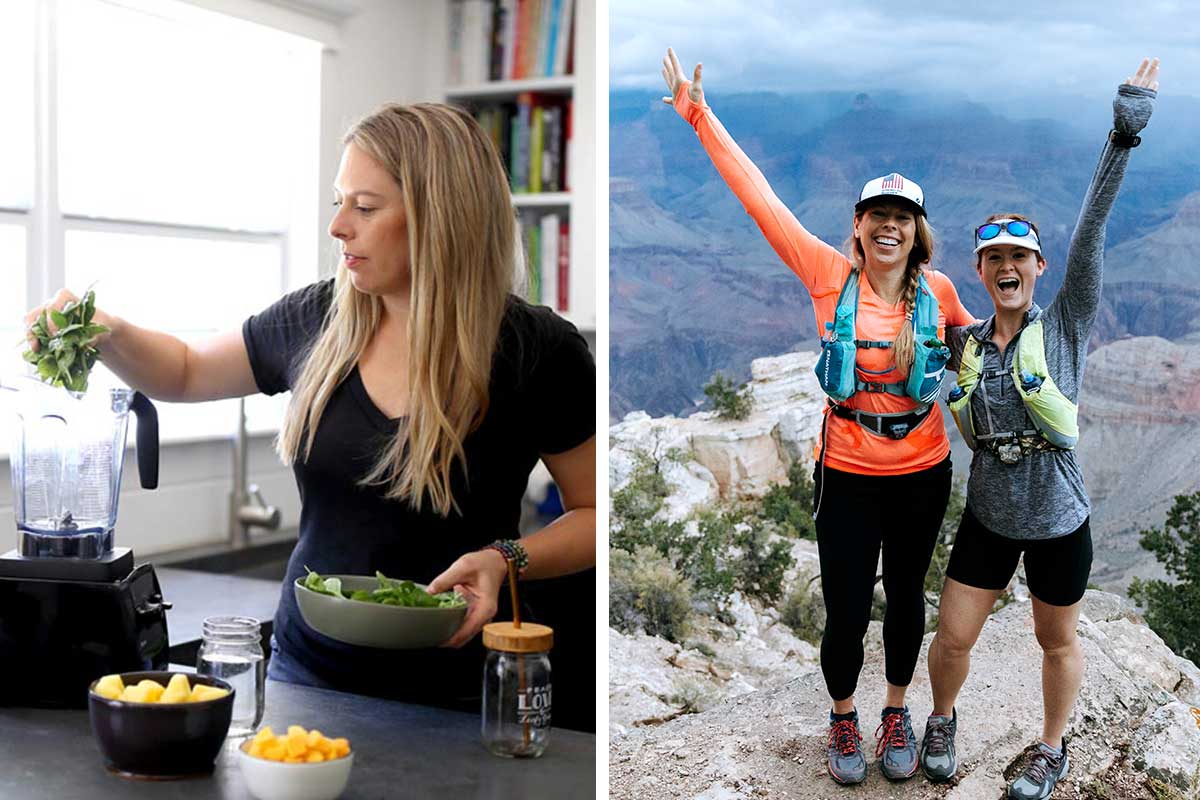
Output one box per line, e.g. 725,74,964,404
813,269,950,407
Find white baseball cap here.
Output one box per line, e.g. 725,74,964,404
855,172,926,217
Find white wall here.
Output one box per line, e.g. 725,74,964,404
0,1,455,558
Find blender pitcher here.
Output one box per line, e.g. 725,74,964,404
3,376,159,558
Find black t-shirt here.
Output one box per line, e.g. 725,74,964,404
242,278,594,704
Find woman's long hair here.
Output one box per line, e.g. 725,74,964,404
843,210,936,376
277,103,515,516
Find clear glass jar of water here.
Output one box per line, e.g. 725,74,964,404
197,615,265,737
482,621,553,758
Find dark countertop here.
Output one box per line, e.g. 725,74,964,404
0,678,595,798
156,567,283,650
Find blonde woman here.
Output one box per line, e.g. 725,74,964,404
25,103,597,710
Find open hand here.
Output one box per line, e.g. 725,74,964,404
426,548,509,648
661,47,705,106
1126,57,1159,91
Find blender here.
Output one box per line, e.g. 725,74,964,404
0,376,171,708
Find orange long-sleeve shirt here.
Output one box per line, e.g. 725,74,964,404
674,85,975,476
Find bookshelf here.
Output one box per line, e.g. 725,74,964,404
443,0,596,334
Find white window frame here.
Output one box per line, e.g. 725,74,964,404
3,0,323,453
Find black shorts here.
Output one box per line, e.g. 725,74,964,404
945,506,1093,607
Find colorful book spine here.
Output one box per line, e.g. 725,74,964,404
539,213,559,308
557,218,569,312
529,106,544,193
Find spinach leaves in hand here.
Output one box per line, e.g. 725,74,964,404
21,289,109,393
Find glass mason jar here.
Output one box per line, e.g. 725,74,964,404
196,615,265,738
481,621,553,758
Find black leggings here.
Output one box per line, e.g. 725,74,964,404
814,456,952,702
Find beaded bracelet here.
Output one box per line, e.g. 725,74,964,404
484,539,529,577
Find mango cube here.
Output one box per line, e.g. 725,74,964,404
160,674,191,703
243,723,351,762
93,674,124,700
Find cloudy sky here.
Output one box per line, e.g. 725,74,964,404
610,0,1200,101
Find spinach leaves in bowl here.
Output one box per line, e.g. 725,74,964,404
302,568,465,609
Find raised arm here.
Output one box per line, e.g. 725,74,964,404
25,288,257,402
661,48,846,293
1054,58,1158,331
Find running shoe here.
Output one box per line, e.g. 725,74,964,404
826,711,867,785
1007,740,1069,800
876,706,919,781
919,709,958,782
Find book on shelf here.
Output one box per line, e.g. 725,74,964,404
469,94,569,195
519,213,570,312
447,0,575,84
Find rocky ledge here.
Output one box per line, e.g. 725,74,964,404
609,591,1200,799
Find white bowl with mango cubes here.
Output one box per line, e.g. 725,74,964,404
87,671,235,778
238,724,354,800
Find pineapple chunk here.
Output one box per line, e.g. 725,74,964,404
252,726,276,744
120,684,152,703
160,674,191,703
330,737,351,758
247,740,266,758
93,674,124,700
189,684,229,702
135,679,164,703
305,751,326,763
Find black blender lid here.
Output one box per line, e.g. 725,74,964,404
0,548,134,582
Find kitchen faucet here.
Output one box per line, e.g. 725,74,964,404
230,397,280,548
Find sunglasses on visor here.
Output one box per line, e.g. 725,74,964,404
975,220,1040,246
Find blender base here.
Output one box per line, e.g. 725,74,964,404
0,547,134,582
18,527,114,559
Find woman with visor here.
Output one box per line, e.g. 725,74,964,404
662,48,975,785
919,59,1159,800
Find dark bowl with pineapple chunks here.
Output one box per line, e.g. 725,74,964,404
88,671,235,779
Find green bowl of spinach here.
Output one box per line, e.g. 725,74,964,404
294,570,467,649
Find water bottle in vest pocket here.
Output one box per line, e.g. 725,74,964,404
906,335,950,405
814,319,857,403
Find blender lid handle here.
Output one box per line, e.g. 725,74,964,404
130,391,159,490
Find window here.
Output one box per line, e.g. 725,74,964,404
1,0,322,453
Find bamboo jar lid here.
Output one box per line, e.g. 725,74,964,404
483,622,553,653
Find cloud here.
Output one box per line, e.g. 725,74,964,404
612,0,1200,99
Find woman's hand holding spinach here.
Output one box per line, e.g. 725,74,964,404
427,548,510,649
22,287,110,393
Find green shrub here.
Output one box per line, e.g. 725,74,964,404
760,460,817,540
780,582,825,645
731,521,794,603
668,678,713,715
703,372,752,421
1128,492,1200,664
679,510,737,608
610,448,685,555
610,547,692,642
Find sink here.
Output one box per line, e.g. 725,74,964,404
159,536,296,581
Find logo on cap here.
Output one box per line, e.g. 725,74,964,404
881,173,904,191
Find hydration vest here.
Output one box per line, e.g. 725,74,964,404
947,317,1078,451
813,269,950,407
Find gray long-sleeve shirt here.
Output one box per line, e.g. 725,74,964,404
948,84,1157,540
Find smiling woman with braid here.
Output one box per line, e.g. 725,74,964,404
920,59,1159,800
662,48,975,786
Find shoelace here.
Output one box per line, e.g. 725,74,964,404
874,712,910,758
923,720,951,755
1021,749,1061,784
828,720,862,756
